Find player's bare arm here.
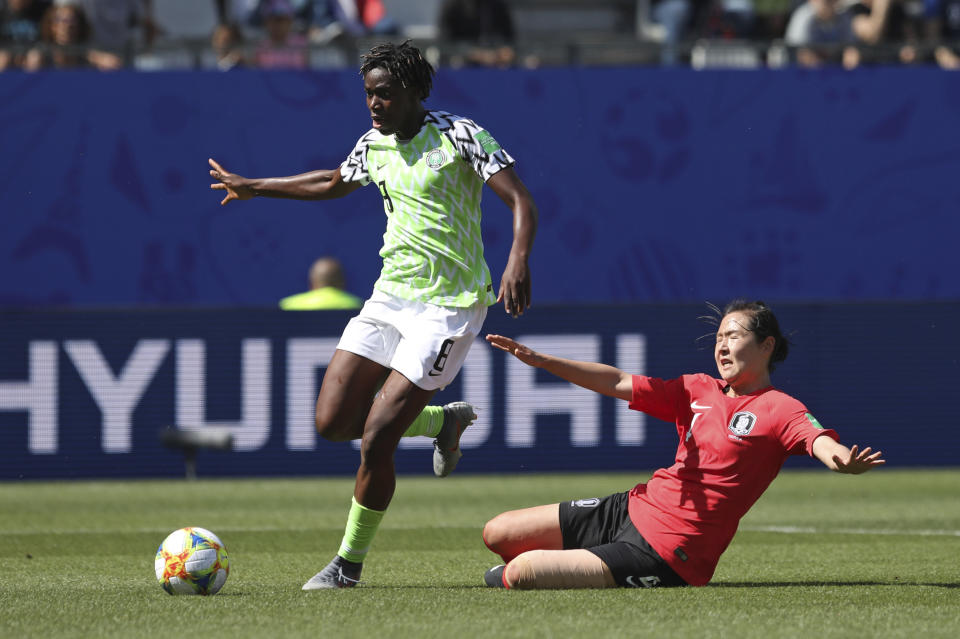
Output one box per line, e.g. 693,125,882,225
486,167,537,318
486,334,633,401
812,435,885,474
208,158,361,205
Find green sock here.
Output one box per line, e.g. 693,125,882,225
401,405,443,438
337,497,386,564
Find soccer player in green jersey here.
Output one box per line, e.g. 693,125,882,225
208,41,538,589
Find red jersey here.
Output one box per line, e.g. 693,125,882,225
627,373,838,586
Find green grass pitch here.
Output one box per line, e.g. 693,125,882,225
2,470,958,638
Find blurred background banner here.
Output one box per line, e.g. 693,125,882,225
1,68,959,308
1,302,956,479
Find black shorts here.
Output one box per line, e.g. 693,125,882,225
559,491,687,588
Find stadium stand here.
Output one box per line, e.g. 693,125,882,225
2,0,958,69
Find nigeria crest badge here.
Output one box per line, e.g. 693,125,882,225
425,148,446,170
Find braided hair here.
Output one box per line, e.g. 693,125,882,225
360,41,435,102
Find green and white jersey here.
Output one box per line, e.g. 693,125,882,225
339,110,514,308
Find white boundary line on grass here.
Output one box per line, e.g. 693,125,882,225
740,525,960,537
6,524,960,536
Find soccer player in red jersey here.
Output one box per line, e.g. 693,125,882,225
481,300,885,589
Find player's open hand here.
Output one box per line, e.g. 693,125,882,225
209,158,254,205
832,444,885,474
486,334,543,367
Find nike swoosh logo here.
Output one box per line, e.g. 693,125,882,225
690,401,711,410
376,163,387,170
428,371,441,377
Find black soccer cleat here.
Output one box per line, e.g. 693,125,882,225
484,564,506,588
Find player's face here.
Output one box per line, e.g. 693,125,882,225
363,67,422,137
714,312,774,390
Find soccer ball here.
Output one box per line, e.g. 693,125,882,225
155,527,230,595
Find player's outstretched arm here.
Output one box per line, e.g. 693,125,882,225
812,435,886,474
486,334,633,401
486,167,537,318
208,158,361,205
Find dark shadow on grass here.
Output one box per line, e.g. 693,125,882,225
295,582,960,591
302,585,495,590
710,581,960,588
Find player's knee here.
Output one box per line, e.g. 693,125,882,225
481,515,508,553
314,406,351,442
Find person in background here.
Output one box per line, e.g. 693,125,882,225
254,0,308,68
326,0,397,37
280,256,363,310
23,0,121,69
0,0,50,70
788,0,858,67
649,0,693,66
903,0,960,67
74,0,159,59
482,300,883,589
845,0,905,66
438,0,520,68
209,41,537,590
210,20,246,70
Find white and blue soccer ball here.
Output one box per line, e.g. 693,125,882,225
155,527,230,595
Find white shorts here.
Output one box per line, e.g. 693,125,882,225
337,289,488,391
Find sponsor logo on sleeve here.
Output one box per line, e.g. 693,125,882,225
475,130,502,154
805,412,824,429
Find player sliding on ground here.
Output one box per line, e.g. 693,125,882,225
209,41,537,589
482,300,884,589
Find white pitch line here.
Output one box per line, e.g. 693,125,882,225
6,524,960,537
741,525,960,537
3,523,476,536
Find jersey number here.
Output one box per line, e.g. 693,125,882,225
432,339,455,373
377,180,394,213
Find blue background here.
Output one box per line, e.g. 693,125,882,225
1,303,956,479
2,68,959,308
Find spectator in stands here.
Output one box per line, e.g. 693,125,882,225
210,20,246,70
849,0,898,47
648,0,693,65
240,0,396,45
751,0,795,38
784,0,817,47
697,0,757,39
326,0,397,37
0,0,50,70
73,0,159,58
279,256,363,310
847,0,922,66
23,0,121,70
438,0,519,68
254,0,308,69
933,0,960,67
240,0,308,27
901,0,960,67
786,0,860,67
